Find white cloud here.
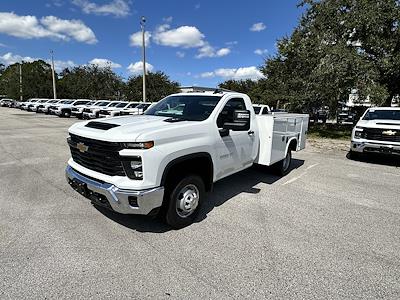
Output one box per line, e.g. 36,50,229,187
196,45,231,58
41,16,97,44
0,12,97,44
129,31,151,47
127,61,154,75
89,58,121,68
200,66,264,81
72,0,130,17
163,16,173,23
153,25,205,48
254,48,268,56
195,3,200,9
250,22,266,32
200,71,214,78
226,41,238,46
0,43,7,47
0,52,75,72
176,51,185,58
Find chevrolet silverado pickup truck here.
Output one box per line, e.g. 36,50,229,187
350,107,400,157
51,100,92,117
66,89,309,228
82,101,116,119
98,101,130,118
71,100,101,119
120,103,153,116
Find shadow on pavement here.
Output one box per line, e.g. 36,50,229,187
346,152,400,167
95,158,305,233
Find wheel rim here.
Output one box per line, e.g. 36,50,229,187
283,151,291,172
176,184,200,218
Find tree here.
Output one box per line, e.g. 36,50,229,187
0,60,53,100
58,65,124,99
261,0,400,112
124,71,180,102
218,79,269,105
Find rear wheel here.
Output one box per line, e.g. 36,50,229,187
165,175,205,229
275,149,292,176
61,110,71,118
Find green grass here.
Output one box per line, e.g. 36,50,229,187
308,123,353,140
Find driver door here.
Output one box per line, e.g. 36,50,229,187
214,97,256,180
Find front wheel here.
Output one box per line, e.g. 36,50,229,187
165,175,205,229
275,149,292,176
61,110,71,118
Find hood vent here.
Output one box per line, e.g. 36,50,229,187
85,121,120,130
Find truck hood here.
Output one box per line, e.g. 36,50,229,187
356,119,400,129
68,115,206,143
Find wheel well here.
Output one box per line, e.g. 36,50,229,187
288,139,298,151
161,153,213,192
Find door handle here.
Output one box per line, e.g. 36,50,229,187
248,130,255,136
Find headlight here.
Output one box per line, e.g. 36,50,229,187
354,127,364,138
122,156,143,180
123,141,154,149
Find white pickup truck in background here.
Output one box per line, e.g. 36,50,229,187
351,107,400,157
66,89,309,228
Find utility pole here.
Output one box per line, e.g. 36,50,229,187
50,50,57,99
19,63,22,101
140,16,146,102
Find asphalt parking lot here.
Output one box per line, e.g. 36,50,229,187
0,108,399,299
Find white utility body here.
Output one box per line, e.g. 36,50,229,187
66,89,309,228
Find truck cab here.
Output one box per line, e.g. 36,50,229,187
66,90,308,228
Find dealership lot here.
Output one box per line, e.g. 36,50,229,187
0,108,399,299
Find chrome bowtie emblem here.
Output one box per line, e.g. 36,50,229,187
382,130,396,136
76,142,89,153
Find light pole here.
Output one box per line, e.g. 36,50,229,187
140,16,146,102
50,50,57,99
19,63,23,101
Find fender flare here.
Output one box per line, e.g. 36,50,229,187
160,152,214,191
285,137,298,156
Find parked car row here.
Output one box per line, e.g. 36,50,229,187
1,98,153,119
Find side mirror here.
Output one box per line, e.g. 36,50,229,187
223,109,251,131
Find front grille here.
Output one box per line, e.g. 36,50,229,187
120,111,130,116
99,110,110,115
364,128,400,143
83,108,92,113
49,105,57,110
68,134,126,176
71,107,79,112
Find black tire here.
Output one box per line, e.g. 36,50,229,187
275,149,292,176
61,110,71,118
164,175,205,229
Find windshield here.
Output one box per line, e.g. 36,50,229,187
62,100,74,104
253,106,261,114
128,103,139,108
145,95,222,121
49,100,58,103
363,109,400,121
116,102,128,108
107,102,120,107
39,100,47,103
97,101,110,106
137,104,150,109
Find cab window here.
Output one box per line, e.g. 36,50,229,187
217,98,246,128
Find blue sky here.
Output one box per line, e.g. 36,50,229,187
0,0,304,86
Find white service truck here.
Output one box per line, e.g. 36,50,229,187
66,90,309,228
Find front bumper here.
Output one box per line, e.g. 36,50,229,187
65,165,164,215
82,112,97,119
351,140,400,155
